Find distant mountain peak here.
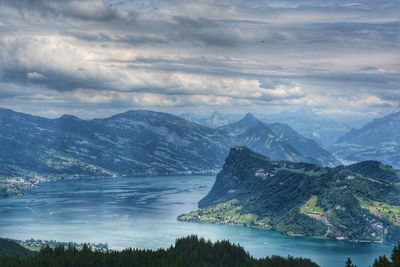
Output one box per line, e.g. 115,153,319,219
118,109,152,116
218,112,340,167
243,112,256,120
331,110,400,169
109,109,179,121
58,114,80,121
206,110,229,128
0,107,341,190
211,110,222,116
235,113,261,128
336,110,400,144
217,112,264,131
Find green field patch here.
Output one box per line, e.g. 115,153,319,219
178,199,269,228
358,197,400,226
300,195,324,215
0,183,9,189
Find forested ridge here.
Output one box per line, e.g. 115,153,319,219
1,236,399,266
180,146,400,242
0,235,319,267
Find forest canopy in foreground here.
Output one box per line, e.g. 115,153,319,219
0,235,399,267
0,235,319,267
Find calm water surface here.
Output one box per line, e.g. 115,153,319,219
0,176,393,267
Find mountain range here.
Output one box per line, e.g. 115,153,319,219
179,146,400,243
180,109,355,147
329,111,400,169
219,113,340,166
0,108,339,196
259,109,354,147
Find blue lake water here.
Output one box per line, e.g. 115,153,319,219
0,175,393,267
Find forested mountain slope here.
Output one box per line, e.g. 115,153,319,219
179,147,400,243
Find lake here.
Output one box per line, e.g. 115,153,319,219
0,175,393,267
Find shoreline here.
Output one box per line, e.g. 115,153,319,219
177,213,392,245
0,171,218,198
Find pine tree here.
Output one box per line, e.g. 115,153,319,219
392,243,400,267
346,257,356,267
373,255,391,267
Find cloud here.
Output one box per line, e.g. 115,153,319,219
0,34,307,105
0,0,398,120
0,36,116,91
63,0,116,21
1,0,117,21
27,72,47,80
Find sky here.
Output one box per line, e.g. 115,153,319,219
0,0,399,120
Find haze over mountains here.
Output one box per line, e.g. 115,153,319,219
219,113,340,166
181,109,400,169
260,109,355,147
1,107,399,198
179,111,234,128
330,112,400,169
180,109,354,147
0,108,339,187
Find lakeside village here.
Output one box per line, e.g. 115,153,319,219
17,239,109,253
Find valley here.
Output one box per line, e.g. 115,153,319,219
0,108,340,197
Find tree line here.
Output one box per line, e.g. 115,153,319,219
345,244,400,267
0,235,318,267
0,235,399,267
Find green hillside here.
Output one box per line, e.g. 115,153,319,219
179,146,400,243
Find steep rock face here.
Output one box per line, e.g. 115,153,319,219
181,147,400,243
330,112,400,168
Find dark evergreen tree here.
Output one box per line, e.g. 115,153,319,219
392,244,400,267
373,255,391,267
345,257,356,267
0,235,320,267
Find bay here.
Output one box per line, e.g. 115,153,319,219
0,176,392,267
